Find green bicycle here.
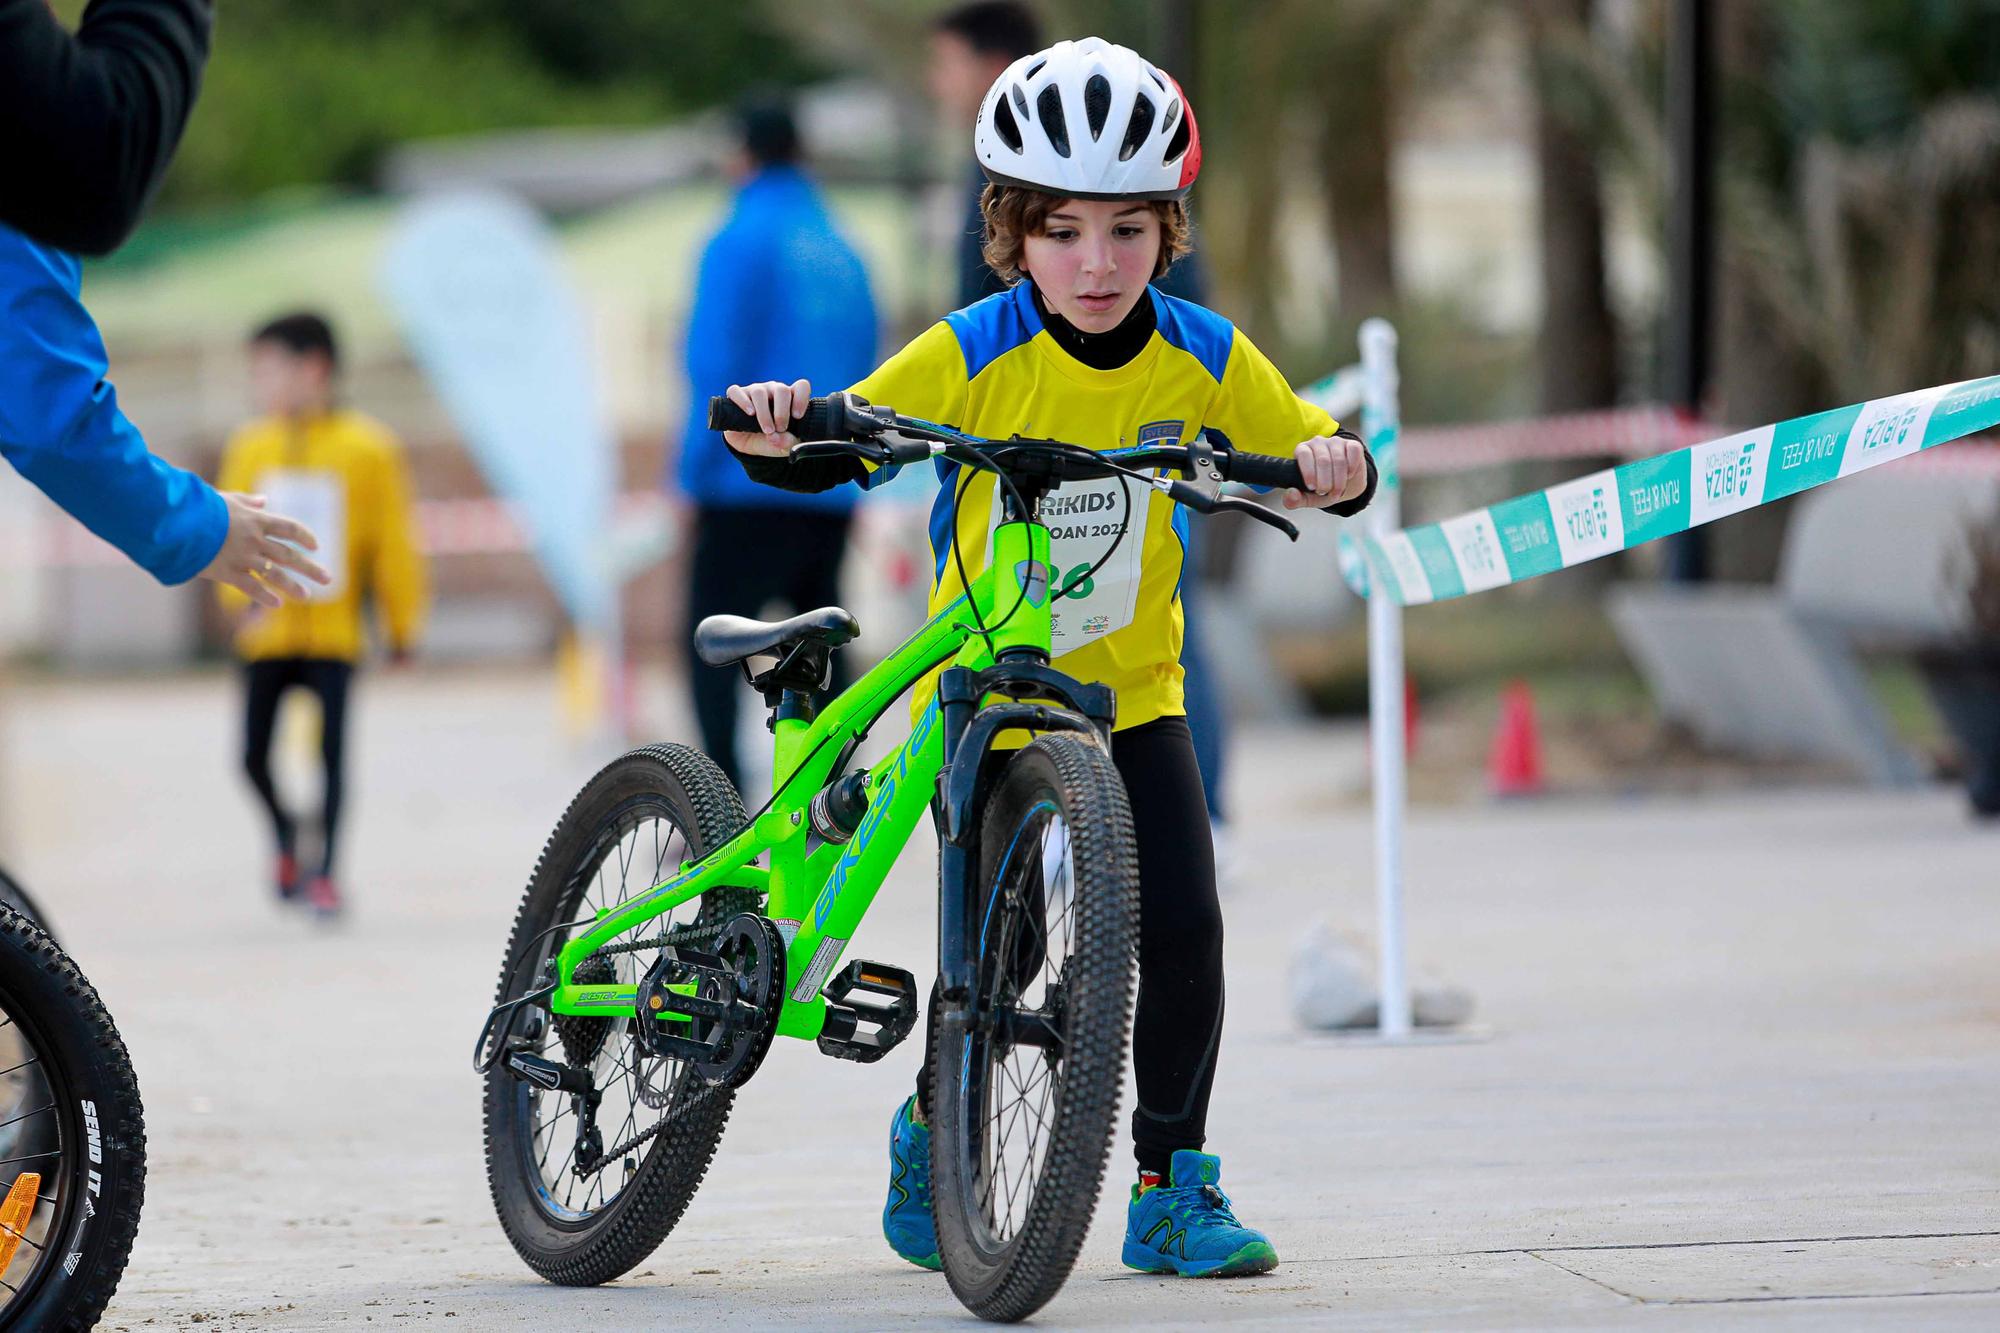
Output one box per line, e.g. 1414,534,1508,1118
476,392,1306,1322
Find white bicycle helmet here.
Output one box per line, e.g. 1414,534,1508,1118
974,37,1202,201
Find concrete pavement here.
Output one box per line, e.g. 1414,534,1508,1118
3,667,1996,1329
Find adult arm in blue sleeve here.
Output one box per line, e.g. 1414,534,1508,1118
0,229,227,584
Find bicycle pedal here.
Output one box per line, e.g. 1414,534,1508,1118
816,960,918,1063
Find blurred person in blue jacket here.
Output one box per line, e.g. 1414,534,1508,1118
674,94,878,791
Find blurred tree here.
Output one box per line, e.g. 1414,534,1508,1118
1746,0,2000,397
1568,0,2000,410
1526,0,1619,413
1557,0,2000,578
46,0,821,206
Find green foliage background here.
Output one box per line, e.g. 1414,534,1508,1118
52,0,821,204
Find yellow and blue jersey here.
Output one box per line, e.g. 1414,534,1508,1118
848,282,1340,732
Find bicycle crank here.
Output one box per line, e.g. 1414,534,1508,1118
634,912,784,1090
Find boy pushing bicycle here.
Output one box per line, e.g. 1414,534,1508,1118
722,37,1375,1279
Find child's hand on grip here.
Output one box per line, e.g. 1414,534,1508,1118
723,379,812,457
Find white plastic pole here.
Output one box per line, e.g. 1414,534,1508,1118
1359,319,1412,1038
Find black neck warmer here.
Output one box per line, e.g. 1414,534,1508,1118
1030,283,1156,370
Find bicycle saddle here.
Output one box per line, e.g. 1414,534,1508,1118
693,607,860,668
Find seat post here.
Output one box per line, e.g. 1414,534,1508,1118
756,640,832,732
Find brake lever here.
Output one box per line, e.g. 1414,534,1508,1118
1156,479,1301,542
794,439,891,465
1212,494,1300,541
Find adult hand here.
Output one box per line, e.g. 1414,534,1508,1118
1282,434,1369,509
722,378,811,457
199,492,332,606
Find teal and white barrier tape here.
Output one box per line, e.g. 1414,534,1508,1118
1337,375,2000,605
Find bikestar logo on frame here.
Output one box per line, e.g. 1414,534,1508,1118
811,699,940,931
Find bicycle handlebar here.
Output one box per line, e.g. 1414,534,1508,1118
707,393,1310,492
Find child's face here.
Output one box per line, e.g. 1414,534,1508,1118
1022,200,1161,334
247,342,332,418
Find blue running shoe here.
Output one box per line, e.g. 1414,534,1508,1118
883,1096,941,1270
1122,1150,1279,1278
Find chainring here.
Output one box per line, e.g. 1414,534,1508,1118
689,913,786,1089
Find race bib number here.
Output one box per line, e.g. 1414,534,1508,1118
1032,477,1147,654
259,470,346,600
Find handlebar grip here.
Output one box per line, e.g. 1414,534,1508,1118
707,394,834,441
1222,450,1305,491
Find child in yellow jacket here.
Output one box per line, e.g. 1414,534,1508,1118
216,313,428,916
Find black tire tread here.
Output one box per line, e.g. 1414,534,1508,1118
0,905,146,1331
482,744,752,1288
933,733,1140,1323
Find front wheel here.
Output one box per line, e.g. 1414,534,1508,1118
931,733,1140,1323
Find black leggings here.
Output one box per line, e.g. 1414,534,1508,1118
685,506,854,792
241,657,353,878
919,716,1223,1177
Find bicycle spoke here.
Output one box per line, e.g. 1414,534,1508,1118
0,1226,43,1254
0,1104,52,1134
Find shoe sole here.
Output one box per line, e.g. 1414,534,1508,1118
891,1244,942,1272
1121,1238,1279,1278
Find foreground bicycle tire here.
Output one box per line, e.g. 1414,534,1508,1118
931,734,1139,1323
483,746,754,1287
0,865,55,947
0,906,146,1330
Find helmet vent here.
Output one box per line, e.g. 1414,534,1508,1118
1119,94,1156,161
1025,58,1047,81
1084,74,1113,139
1149,67,1169,91
1036,84,1071,157
1012,85,1029,116
1163,99,1181,129
1164,109,1191,164
993,93,1025,153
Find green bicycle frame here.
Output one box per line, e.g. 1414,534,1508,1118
549,517,1056,1042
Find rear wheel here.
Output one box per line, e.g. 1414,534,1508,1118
931,734,1139,1322
482,745,756,1287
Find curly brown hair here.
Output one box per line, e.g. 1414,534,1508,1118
978,184,1191,285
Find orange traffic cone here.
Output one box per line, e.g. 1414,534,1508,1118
1488,680,1545,797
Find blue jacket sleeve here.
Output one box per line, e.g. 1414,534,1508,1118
0,228,227,584
675,222,766,499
